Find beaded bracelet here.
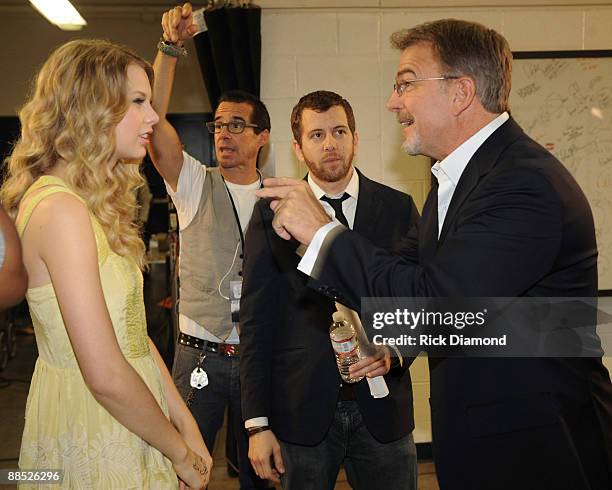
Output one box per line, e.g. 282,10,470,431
157,38,187,58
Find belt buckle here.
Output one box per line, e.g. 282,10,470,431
220,344,238,357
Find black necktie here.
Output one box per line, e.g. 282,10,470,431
321,193,350,228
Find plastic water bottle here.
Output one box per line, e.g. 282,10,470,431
330,311,364,383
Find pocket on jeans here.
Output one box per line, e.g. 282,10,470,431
171,343,200,391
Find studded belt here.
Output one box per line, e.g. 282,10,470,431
178,332,240,357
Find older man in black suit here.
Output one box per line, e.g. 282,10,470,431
257,20,612,490
240,91,420,490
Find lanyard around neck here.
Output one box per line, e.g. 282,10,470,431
221,170,262,256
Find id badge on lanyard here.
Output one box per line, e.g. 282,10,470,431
230,279,242,326
189,351,209,392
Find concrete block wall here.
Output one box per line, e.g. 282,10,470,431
259,4,612,443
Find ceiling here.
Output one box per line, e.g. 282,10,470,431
5,1,175,6
5,0,611,12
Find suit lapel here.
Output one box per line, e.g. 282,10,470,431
438,117,525,244
419,179,439,264
353,169,381,240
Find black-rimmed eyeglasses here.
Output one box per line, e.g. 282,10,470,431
393,76,459,96
206,120,259,134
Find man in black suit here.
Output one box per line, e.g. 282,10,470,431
240,91,420,490
257,20,612,490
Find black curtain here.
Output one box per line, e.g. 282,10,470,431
193,6,261,110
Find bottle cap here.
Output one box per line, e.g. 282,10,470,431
366,376,390,399
332,311,345,323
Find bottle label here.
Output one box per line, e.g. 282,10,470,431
331,337,358,354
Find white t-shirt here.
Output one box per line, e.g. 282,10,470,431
165,152,259,344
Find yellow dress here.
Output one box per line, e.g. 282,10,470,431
16,176,178,489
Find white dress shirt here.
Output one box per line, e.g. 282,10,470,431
432,112,509,235
309,167,359,229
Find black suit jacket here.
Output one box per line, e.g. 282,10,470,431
240,169,419,445
311,119,612,489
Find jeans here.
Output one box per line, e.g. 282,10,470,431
172,341,267,489
279,400,417,490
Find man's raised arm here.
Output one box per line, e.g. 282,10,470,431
149,2,199,192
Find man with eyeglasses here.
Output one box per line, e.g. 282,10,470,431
148,4,271,489
240,91,419,490
255,19,612,490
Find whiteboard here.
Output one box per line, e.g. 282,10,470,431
510,51,612,291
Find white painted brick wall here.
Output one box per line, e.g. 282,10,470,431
261,4,612,444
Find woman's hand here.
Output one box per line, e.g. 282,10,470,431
146,339,213,487
181,432,213,478
173,445,211,490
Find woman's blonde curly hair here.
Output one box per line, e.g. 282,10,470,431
1,39,154,269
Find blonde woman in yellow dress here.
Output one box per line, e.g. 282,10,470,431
0,39,211,489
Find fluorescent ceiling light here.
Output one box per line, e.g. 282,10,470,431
29,0,87,31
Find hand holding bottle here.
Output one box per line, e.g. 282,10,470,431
333,304,391,397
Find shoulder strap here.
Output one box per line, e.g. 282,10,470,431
16,176,110,264
16,176,85,236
